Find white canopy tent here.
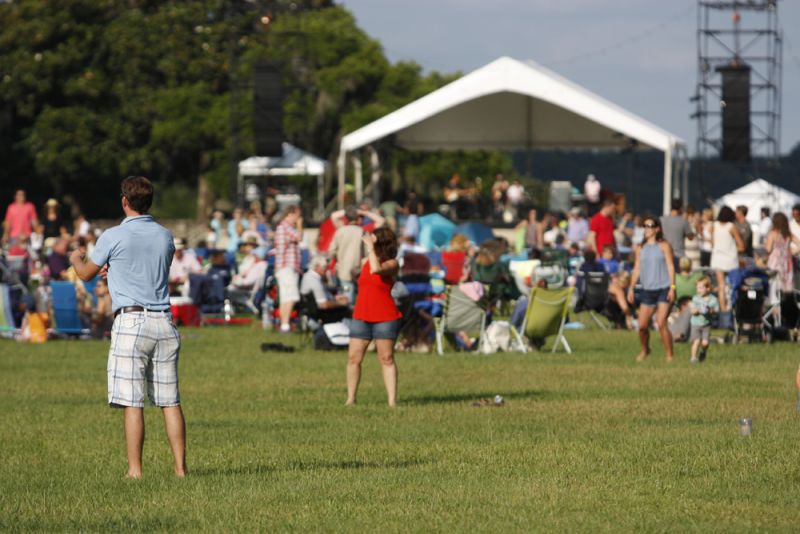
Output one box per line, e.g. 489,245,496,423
338,56,688,214
715,179,800,225
238,142,328,217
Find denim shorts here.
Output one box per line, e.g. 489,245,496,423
349,319,400,340
639,287,670,307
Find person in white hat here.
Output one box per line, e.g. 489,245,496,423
168,237,201,296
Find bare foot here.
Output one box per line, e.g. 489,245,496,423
125,472,142,480
345,399,356,406
665,355,674,363
635,349,651,362
174,466,187,477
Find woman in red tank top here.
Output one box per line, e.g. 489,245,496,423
347,227,401,407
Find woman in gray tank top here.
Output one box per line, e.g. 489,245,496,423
628,216,676,363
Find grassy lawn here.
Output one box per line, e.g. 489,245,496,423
2,325,800,532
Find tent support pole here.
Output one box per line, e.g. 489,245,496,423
369,146,380,207
237,170,244,208
663,144,673,215
317,173,324,221
337,150,346,210
352,153,363,203
681,146,689,208
525,97,533,177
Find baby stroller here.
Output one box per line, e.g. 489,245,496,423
731,270,771,343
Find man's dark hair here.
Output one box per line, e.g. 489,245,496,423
761,207,770,216
121,176,154,213
736,205,748,216
671,199,682,212
345,205,359,222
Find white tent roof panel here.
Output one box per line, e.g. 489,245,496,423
715,179,800,225
340,56,685,154
239,142,327,177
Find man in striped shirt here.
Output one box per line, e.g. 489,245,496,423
274,205,303,332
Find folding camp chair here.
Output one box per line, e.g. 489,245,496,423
441,251,467,285
50,281,90,336
580,272,611,330
511,287,574,353
434,284,489,355
0,283,18,334
509,259,539,296
541,248,569,270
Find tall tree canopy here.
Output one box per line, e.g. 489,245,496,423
0,0,473,217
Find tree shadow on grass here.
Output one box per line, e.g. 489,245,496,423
404,389,546,406
192,458,430,477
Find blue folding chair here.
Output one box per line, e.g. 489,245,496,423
83,277,99,306
50,281,90,335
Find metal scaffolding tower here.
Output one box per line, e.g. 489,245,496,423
692,0,782,163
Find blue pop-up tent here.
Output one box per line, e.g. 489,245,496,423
454,221,494,246
418,213,456,250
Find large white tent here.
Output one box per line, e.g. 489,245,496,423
715,179,800,225
338,56,688,213
238,142,328,217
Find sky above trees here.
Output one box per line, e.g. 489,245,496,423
342,0,800,155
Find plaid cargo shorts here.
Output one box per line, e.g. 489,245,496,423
107,310,181,408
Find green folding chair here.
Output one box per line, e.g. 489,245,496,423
511,286,573,353
434,284,489,355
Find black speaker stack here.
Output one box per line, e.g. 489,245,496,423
253,61,283,157
717,64,751,163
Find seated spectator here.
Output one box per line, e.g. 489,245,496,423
567,243,583,275
73,213,91,240
668,297,693,342
30,223,45,258
91,278,113,339
607,270,633,329
448,234,470,254
300,255,349,310
230,243,267,292
207,250,233,287
469,244,519,303
169,238,202,296
598,244,620,274
398,235,427,257
63,265,94,326
235,235,263,274
578,249,604,275
675,257,702,302
46,239,70,280
7,235,32,285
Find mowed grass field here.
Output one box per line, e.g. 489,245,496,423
2,325,800,532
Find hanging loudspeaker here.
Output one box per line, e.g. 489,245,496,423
717,64,751,163
253,61,283,157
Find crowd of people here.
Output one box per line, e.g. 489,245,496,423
3,184,800,359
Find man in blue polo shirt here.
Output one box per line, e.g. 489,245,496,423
70,176,186,479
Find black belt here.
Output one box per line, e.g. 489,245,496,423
113,306,166,319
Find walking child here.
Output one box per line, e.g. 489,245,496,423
689,276,719,363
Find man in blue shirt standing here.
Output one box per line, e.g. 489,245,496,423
70,176,186,479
